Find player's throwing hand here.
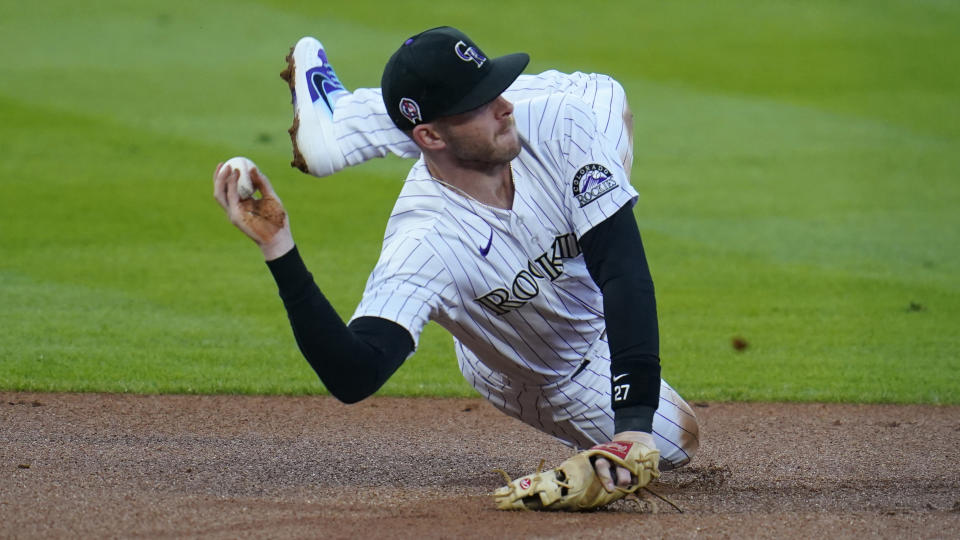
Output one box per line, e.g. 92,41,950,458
213,162,295,261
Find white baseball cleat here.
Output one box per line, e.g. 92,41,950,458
280,37,349,177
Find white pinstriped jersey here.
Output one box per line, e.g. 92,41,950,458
351,93,636,386
335,71,699,466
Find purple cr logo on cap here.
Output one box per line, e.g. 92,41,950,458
399,97,423,125
454,40,486,68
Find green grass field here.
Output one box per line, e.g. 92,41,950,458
1,0,957,403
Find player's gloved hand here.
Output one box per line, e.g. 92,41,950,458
492,433,659,511
594,431,657,492
213,162,295,261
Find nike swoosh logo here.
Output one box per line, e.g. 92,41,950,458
321,79,342,96
309,71,333,112
479,230,493,257
612,373,628,382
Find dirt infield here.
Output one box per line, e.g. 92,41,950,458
2,393,958,539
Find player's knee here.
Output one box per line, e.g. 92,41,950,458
661,413,700,470
683,414,701,461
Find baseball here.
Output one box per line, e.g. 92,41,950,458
223,156,257,200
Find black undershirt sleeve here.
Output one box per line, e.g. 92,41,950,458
265,246,414,403
579,204,661,434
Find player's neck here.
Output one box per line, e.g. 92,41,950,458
425,158,514,210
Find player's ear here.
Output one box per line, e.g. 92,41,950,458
411,123,445,151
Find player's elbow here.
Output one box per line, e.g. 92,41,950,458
332,392,368,405
322,372,389,404
304,355,382,404
329,390,370,405
325,382,376,405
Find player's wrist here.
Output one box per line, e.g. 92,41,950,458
613,404,655,434
260,233,295,261
612,430,656,449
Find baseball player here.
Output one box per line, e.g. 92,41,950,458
214,26,698,496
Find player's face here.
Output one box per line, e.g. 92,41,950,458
436,96,521,165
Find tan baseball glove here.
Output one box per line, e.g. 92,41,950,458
492,440,660,511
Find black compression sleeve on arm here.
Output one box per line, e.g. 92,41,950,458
580,205,661,434
265,246,414,403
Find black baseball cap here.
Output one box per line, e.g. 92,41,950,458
381,26,529,130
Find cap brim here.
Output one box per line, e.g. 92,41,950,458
441,52,530,118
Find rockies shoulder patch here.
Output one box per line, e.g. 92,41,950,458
572,164,616,207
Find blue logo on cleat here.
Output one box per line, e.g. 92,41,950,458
306,65,345,112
